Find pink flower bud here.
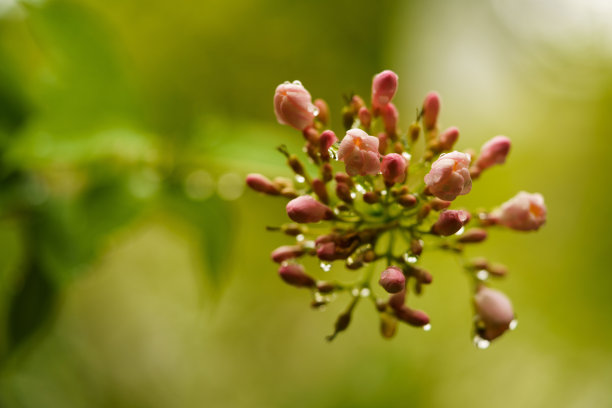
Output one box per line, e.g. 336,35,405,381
424,151,472,201
438,126,459,151
278,263,315,288
313,98,329,125
395,306,430,327
431,210,471,236
271,245,304,263
494,191,547,231
286,195,333,223
246,173,280,195
372,70,398,109
381,153,407,184
381,103,399,137
422,91,441,130
319,130,337,152
474,286,514,340
274,81,316,130
457,228,488,243
338,129,381,176
311,178,329,204
377,132,388,155
379,266,406,293
316,241,337,261
358,107,371,128
474,135,511,172
335,182,353,203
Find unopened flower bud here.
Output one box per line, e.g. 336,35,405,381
474,135,511,173
438,126,459,151
493,191,547,231
358,107,372,129
363,250,376,263
351,95,365,112
457,228,488,243
395,306,430,327
334,172,352,186
313,98,329,125
363,191,379,204
417,203,431,221
322,163,333,182
422,91,441,130
430,198,451,211
319,130,337,157
317,281,335,293
378,132,389,155
388,289,406,310
282,223,305,236
303,127,319,144
381,153,407,185
379,266,406,293
424,151,472,201
432,210,471,236
474,286,514,340
470,257,489,270
246,173,280,195
338,129,381,176
398,194,417,207
411,239,423,256
409,123,421,142
316,242,337,261
274,81,316,130
372,70,398,109
271,245,304,263
381,103,399,138
335,182,353,203
311,178,329,204
286,195,333,223
288,155,305,176
278,263,315,288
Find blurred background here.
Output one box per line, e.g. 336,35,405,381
0,0,611,406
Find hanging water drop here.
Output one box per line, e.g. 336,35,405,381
403,253,418,264
473,335,490,349
422,323,432,332
360,288,371,297
309,104,320,116
351,288,360,297
476,270,489,281
295,175,305,183
350,192,357,199
292,80,302,86
319,262,332,272
355,184,366,194
455,226,465,236
509,319,518,330
402,152,412,161
296,234,305,242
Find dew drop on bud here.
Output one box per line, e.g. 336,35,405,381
476,270,489,281
292,80,302,86
351,288,360,296
473,335,491,350
423,323,432,332
295,175,305,183
360,288,371,297
455,226,465,236
509,319,518,330
319,262,332,272
355,184,366,194
350,192,357,199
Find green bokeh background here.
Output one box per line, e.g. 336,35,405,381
1,0,611,406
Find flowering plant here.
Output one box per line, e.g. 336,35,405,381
247,71,546,347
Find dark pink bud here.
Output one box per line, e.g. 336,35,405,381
388,289,406,310
438,127,459,150
378,132,389,155
278,263,315,288
319,130,337,152
246,173,280,195
398,194,417,207
395,306,430,327
474,135,511,172
311,178,329,204
431,210,471,236
271,245,304,263
335,182,353,203
316,242,337,261
422,91,441,130
381,103,399,137
430,198,452,211
457,228,488,243
475,286,514,340
286,195,333,223
274,81,316,130
379,266,406,293
372,70,398,109
381,153,407,184
358,107,372,128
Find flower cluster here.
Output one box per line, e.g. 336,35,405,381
247,72,546,346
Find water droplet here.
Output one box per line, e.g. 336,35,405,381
380,190,387,196
403,253,418,264
295,175,305,183
509,319,518,330
319,262,332,272
350,192,357,199
314,292,325,302
292,80,302,86
476,270,489,281
455,226,465,236
296,234,305,242
351,288,360,297
422,323,432,331
303,240,315,249
283,81,290,85
402,152,412,161
308,104,320,116
355,184,366,194
360,288,371,297
346,257,354,265
473,335,490,349
217,172,244,201
184,169,214,201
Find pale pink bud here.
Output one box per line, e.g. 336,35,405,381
379,266,405,293
381,103,399,136
431,210,471,236
271,245,304,263
494,191,546,231
319,130,337,152
278,263,315,288
475,286,514,340
395,306,430,327
438,127,459,151
313,98,329,125
372,70,398,109
246,173,280,195
424,151,472,201
337,129,380,176
286,195,333,223
358,107,372,128
422,91,441,130
381,153,407,184
274,81,316,130
474,135,511,172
